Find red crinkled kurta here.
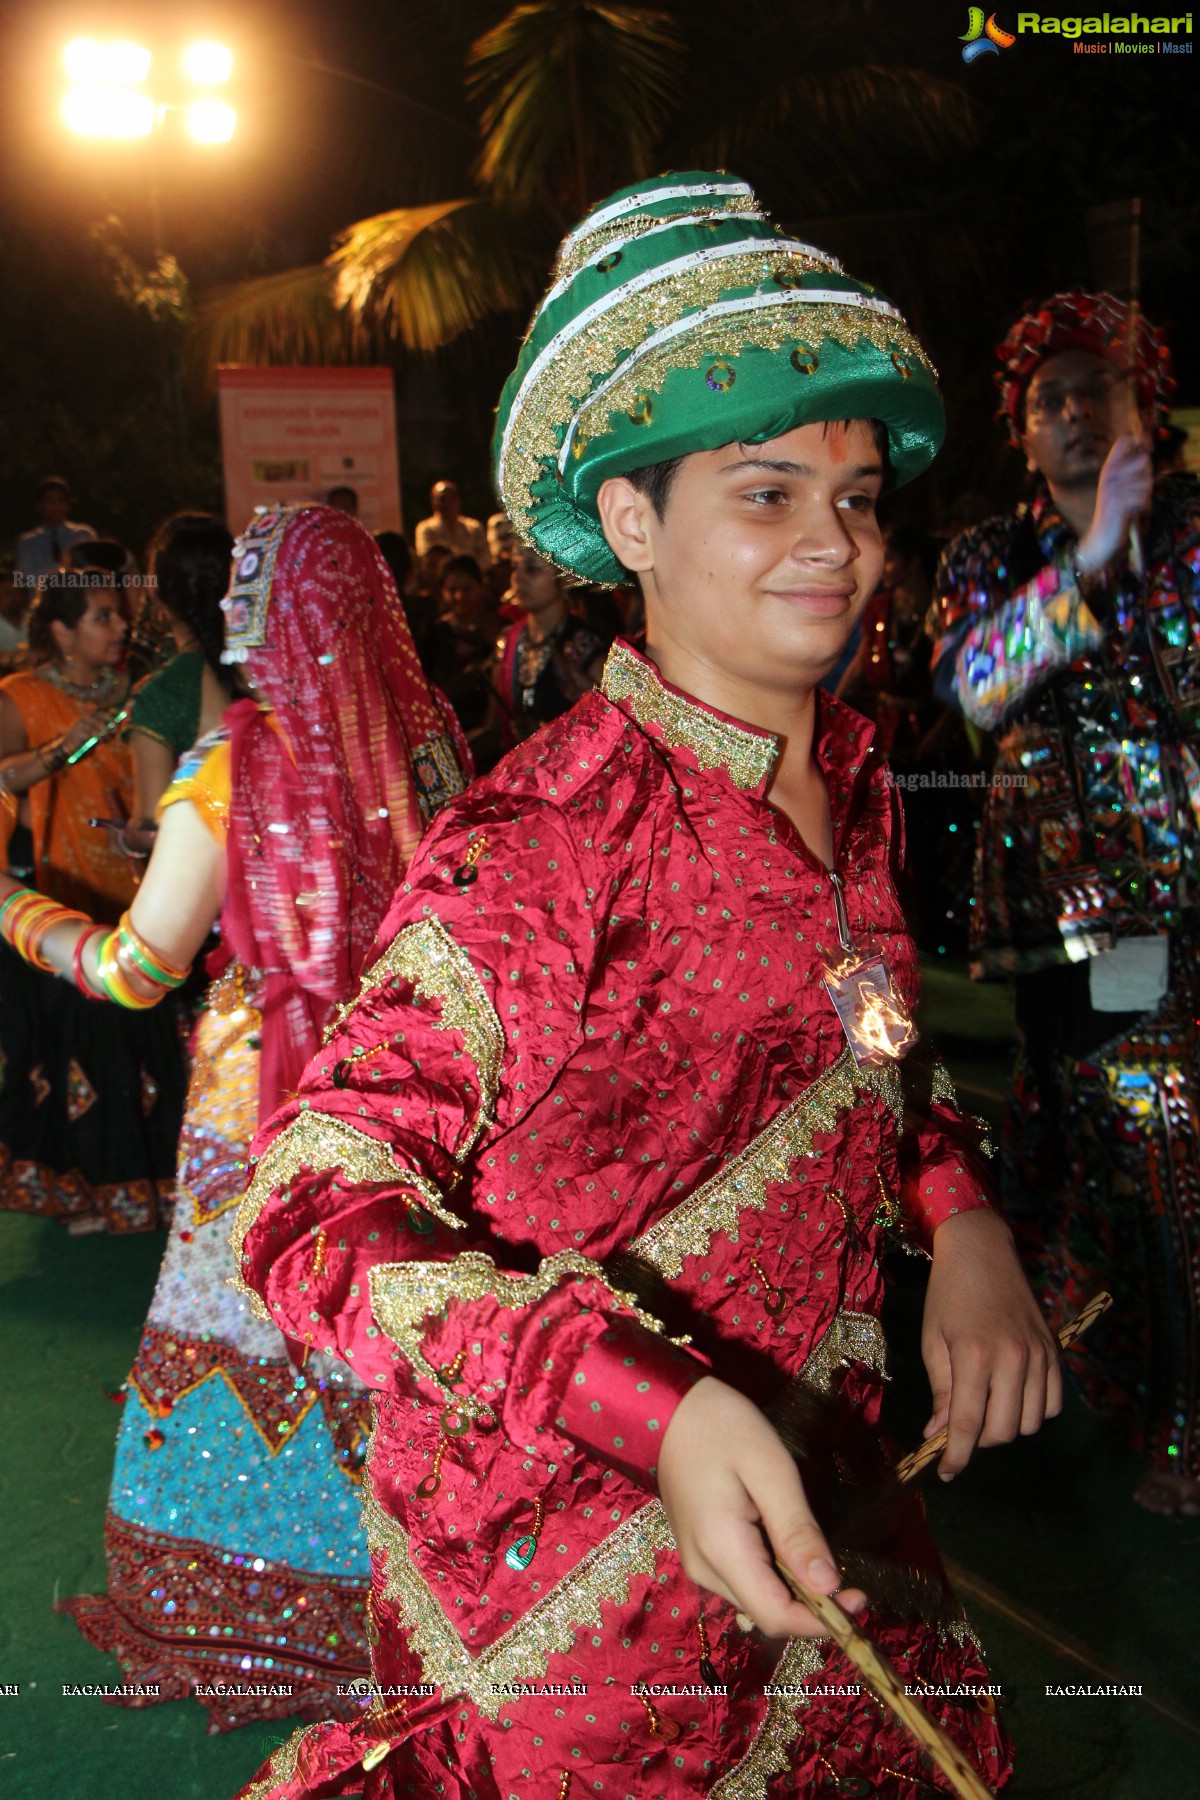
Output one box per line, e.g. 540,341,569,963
231,640,1009,1799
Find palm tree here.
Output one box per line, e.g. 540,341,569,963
192,0,976,376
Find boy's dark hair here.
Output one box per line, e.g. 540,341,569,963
147,512,236,690
623,457,684,518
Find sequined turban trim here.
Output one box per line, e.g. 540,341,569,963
994,288,1176,445
492,169,944,585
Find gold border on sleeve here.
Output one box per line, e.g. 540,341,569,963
367,1248,674,1404
236,1721,321,1800
229,1111,464,1321
354,915,504,1160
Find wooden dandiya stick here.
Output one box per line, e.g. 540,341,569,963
771,1559,995,1800
893,1292,1113,1487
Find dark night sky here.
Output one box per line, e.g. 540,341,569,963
0,0,1196,531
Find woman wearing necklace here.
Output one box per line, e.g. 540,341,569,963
0,570,184,1231
494,544,611,747
0,504,469,1730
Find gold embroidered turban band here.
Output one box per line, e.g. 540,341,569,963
493,170,945,585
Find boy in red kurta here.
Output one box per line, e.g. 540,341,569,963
232,175,1057,1799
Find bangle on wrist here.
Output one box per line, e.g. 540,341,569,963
72,924,108,998
0,887,91,972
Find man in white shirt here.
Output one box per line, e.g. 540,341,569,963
13,477,96,586
413,480,489,566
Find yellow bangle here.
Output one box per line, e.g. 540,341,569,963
116,911,190,986
94,934,160,1010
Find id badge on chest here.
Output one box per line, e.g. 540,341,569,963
821,871,917,1067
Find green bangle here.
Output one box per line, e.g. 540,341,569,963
0,886,37,935
117,928,186,989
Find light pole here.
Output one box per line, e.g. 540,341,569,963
59,36,237,449
61,37,236,162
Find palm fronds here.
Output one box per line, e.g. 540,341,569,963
190,263,350,379
701,65,975,210
329,200,525,350
468,1,683,216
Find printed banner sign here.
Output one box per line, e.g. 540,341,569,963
217,366,402,537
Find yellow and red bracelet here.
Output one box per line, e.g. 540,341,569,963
0,888,90,973
115,912,190,987
72,924,109,999
93,933,159,1009
91,916,190,1010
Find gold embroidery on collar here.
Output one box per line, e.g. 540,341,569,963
798,1308,889,1394
326,915,504,1164
362,1486,674,1719
707,1636,828,1800
600,640,778,791
236,1722,321,1800
229,1112,463,1322
367,1249,674,1406
629,1046,904,1278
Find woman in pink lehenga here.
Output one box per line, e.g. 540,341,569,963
0,504,468,1731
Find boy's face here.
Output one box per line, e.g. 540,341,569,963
603,420,886,693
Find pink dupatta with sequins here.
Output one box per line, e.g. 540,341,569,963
220,504,469,1116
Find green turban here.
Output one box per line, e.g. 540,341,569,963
493,171,943,586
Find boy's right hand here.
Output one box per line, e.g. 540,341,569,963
657,1375,866,1638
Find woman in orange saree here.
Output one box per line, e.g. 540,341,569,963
0,571,184,1230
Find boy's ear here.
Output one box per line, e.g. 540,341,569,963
596,477,656,574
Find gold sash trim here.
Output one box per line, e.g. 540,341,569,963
362,1487,674,1719
630,1047,904,1278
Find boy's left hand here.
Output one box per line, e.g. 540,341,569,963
921,1207,1061,1479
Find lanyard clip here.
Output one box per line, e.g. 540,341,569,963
828,869,854,957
